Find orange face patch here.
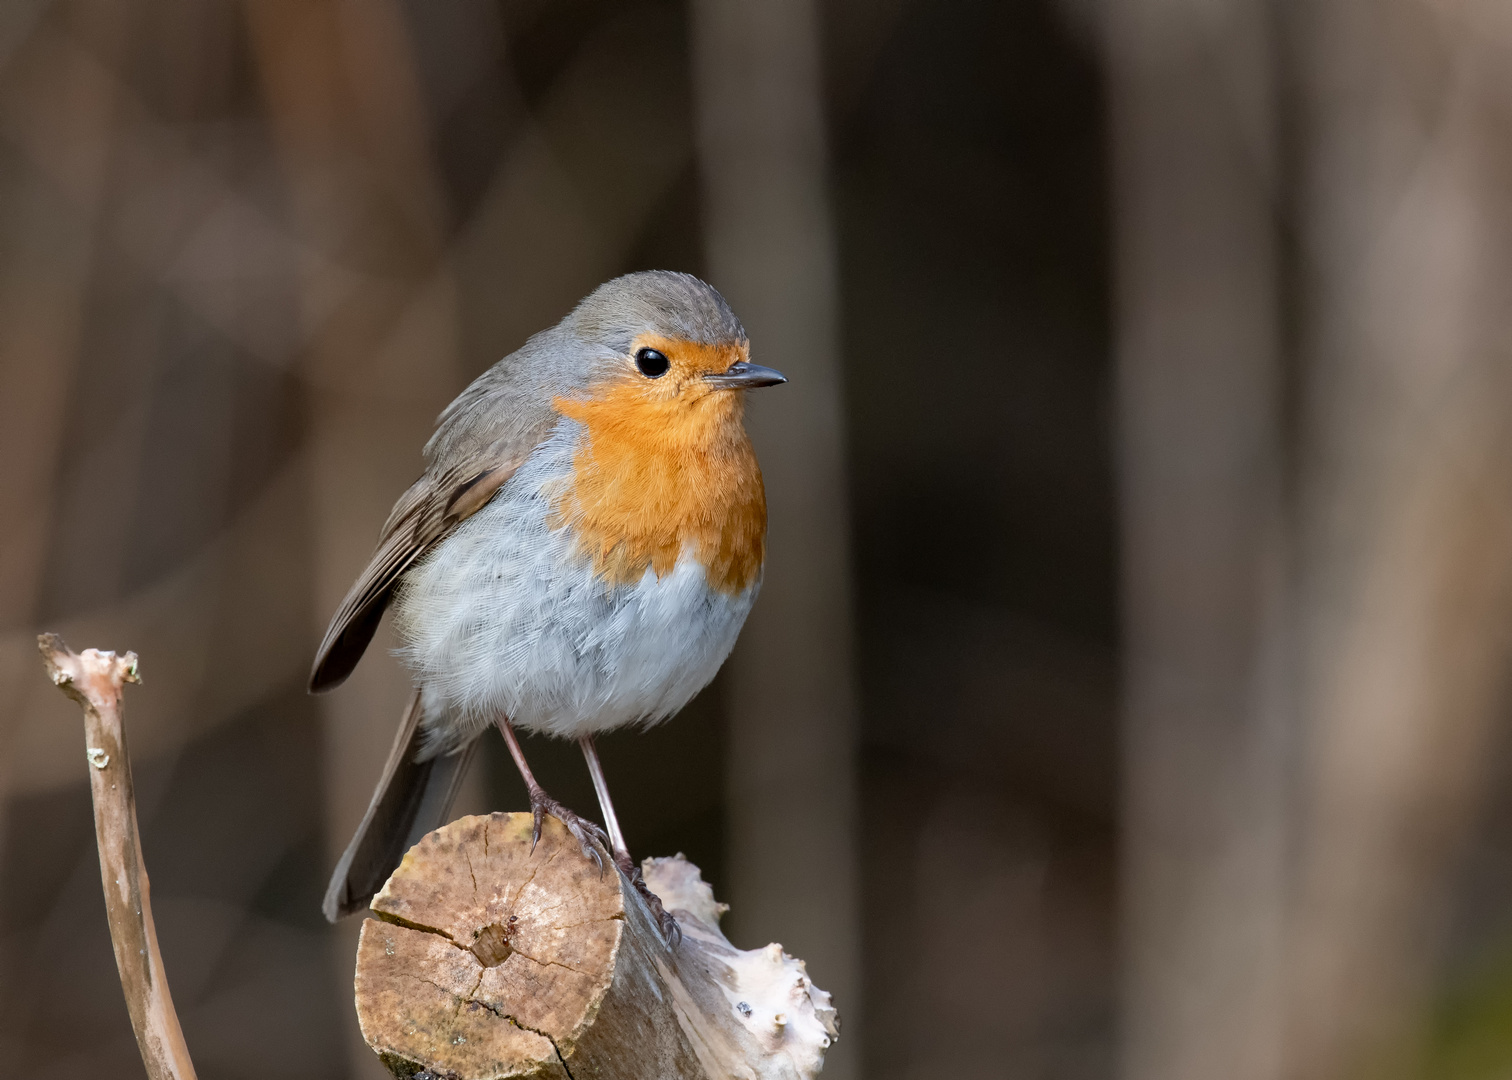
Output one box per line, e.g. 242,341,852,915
550,333,767,595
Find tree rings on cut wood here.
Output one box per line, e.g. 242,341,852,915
355,812,703,1079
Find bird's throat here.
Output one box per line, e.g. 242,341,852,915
551,384,766,595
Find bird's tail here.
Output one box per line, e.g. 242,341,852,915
322,689,479,922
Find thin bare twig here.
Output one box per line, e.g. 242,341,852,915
38,634,197,1080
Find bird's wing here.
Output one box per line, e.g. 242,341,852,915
308,450,529,693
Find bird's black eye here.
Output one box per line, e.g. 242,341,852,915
635,347,670,378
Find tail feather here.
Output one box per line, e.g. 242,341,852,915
322,689,479,922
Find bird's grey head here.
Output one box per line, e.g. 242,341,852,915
426,271,775,465
565,271,747,354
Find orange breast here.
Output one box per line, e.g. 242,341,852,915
551,372,766,595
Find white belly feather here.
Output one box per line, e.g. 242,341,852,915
391,429,758,754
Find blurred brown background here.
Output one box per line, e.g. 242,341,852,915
3,2,1512,1079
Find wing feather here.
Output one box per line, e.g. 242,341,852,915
308,452,529,692
309,321,576,694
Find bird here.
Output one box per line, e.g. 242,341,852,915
309,271,784,939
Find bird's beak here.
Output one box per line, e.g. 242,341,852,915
704,360,788,389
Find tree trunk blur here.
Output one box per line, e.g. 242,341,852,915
1108,0,1290,1076
244,3,462,1075
688,1,861,1076
1283,3,1512,1077
1113,0,1512,1078
0,5,125,870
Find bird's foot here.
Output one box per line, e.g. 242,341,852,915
614,849,681,947
528,787,609,872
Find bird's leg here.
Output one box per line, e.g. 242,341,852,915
494,716,607,870
580,735,628,857
578,735,680,946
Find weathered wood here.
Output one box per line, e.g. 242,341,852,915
356,812,838,1079
38,634,198,1080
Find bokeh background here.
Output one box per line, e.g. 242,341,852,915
2,2,1512,1079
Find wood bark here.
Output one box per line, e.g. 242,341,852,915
37,634,197,1080
355,812,839,1080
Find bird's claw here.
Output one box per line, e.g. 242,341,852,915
521,790,676,945
528,790,609,872
615,850,681,947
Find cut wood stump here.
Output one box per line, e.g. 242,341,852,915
355,812,838,1080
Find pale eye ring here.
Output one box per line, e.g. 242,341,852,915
635,347,670,378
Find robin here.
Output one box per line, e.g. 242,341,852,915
310,271,784,939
